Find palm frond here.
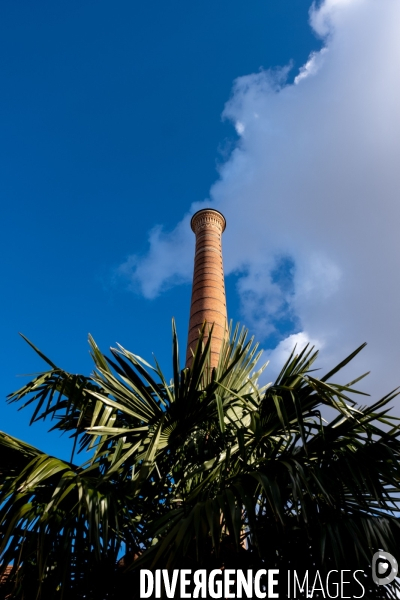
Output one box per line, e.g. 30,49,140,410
2,321,400,598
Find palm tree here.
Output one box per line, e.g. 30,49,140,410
1,322,400,598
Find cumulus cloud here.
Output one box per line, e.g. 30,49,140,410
266,331,325,383
120,0,400,398
117,215,194,298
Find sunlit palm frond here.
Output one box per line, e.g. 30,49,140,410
2,322,400,598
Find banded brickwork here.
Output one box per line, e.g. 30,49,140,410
185,208,227,369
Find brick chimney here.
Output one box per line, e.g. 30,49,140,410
185,208,227,369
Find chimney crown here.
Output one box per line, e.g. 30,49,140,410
190,208,226,235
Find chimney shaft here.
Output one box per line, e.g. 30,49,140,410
185,208,227,369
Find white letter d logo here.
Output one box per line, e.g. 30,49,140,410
372,551,398,586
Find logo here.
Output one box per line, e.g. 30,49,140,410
372,551,398,586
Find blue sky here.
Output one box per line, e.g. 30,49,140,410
1,1,319,459
3,0,400,462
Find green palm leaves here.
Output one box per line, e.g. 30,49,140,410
1,321,400,598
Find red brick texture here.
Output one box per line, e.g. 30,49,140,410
185,209,227,369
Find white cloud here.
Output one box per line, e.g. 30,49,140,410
310,0,364,38
235,121,245,135
117,216,194,299
266,331,324,383
294,48,327,84
120,0,400,399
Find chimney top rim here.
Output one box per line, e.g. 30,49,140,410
190,208,226,233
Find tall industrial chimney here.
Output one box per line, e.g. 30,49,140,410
185,208,227,369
